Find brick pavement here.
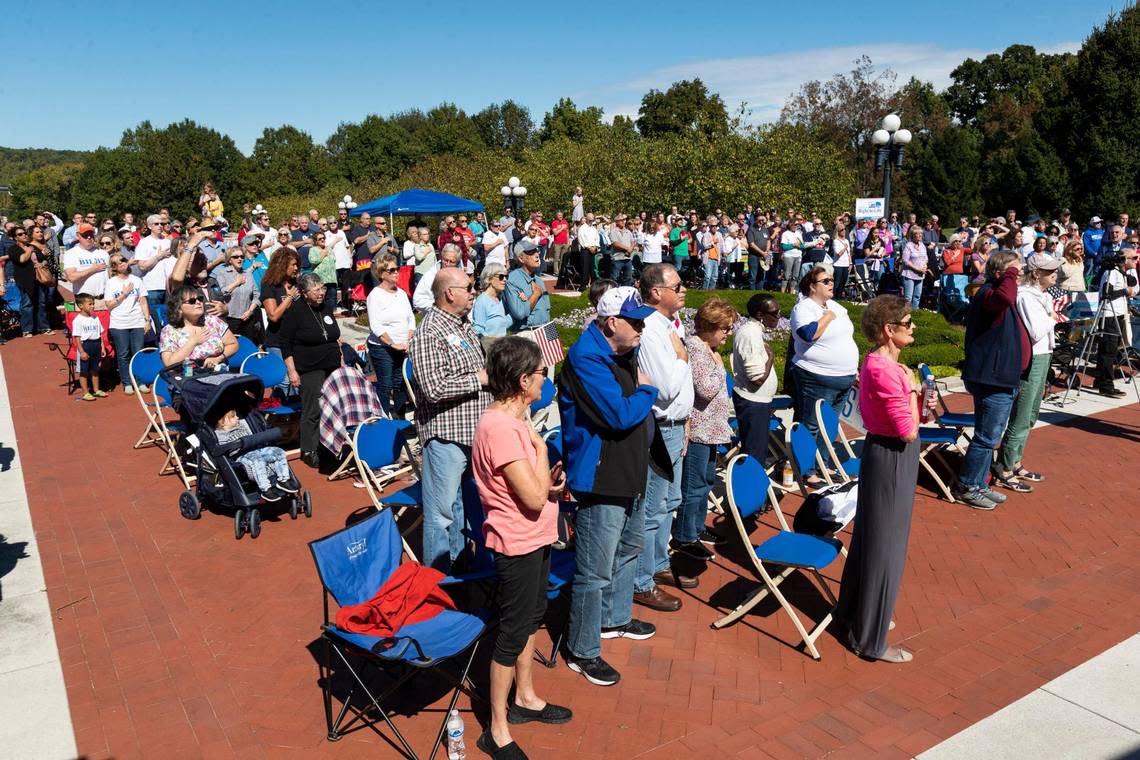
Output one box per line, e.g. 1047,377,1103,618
5,333,1140,759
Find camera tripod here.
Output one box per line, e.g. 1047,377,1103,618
1051,286,1140,407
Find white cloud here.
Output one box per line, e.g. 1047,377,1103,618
584,41,1082,124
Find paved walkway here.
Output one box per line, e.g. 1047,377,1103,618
1,332,1138,759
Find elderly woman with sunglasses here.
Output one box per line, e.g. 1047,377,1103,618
366,253,415,417
471,262,511,354
159,285,238,371
212,244,261,341
834,295,930,664
789,265,859,485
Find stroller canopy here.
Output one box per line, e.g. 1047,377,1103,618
177,373,265,426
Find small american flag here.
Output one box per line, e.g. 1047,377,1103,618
534,322,565,367
1047,285,1072,323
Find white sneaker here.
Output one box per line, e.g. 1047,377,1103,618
124,386,135,396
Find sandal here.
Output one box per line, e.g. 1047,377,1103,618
992,471,1033,493
476,731,528,759
1013,467,1045,482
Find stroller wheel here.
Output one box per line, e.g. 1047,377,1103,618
248,509,262,539
234,509,246,540
303,491,313,518
289,497,299,520
179,490,201,520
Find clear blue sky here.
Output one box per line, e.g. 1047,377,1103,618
0,0,1124,153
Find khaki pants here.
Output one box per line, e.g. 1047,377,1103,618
548,243,569,278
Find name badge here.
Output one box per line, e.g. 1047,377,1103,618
323,315,334,325
445,334,463,348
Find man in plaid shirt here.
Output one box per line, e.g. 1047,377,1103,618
408,266,491,569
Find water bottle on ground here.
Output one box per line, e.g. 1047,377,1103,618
781,461,794,489
446,709,466,760
920,376,937,422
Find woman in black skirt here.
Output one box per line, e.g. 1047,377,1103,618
834,295,932,663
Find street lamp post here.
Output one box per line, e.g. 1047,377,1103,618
870,114,912,218
499,176,527,218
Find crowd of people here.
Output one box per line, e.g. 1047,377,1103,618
2,184,1138,760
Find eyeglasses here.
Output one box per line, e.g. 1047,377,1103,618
383,267,399,273
658,281,684,293
447,284,475,293
814,278,834,285
99,241,114,247
493,273,507,281
183,296,203,305
447,222,457,227
528,367,545,376
889,319,914,329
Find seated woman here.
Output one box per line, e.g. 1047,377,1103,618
472,336,571,759
160,285,238,370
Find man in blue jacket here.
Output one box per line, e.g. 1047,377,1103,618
1082,216,1105,281
557,286,667,687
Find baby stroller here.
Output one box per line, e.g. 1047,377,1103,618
173,371,312,539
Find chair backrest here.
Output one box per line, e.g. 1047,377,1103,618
528,377,556,417
353,416,412,471
241,352,286,387
725,453,791,534
816,398,840,442
153,374,175,408
228,336,259,371
309,508,402,607
460,477,495,574
402,357,417,405
544,428,562,464
786,422,825,485
129,347,163,387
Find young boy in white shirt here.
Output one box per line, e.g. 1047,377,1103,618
72,294,105,400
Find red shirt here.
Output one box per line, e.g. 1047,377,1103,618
530,221,550,245
941,247,965,274
551,219,570,245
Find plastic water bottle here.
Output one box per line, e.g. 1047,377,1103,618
446,709,466,760
920,376,937,422
181,358,192,378
781,461,795,489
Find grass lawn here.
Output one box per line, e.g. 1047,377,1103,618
550,289,965,389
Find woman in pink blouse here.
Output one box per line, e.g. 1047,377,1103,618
833,295,932,664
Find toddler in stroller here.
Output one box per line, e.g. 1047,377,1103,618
215,408,298,502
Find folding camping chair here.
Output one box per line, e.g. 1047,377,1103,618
814,399,861,482
711,454,843,659
847,258,875,302
61,309,114,393
917,426,960,503
309,509,485,758
917,363,974,445
353,417,422,561
129,348,168,449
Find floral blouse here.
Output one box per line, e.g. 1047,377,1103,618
160,314,229,363
685,335,732,445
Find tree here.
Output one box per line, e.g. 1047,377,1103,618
537,98,604,143
472,100,535,154
7,162,85,218
635,79,729,139
249,125,333,199
326,115,421,184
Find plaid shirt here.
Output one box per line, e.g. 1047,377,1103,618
318,367,385,455
408,307,490,447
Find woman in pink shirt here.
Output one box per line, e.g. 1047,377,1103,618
833,295,932,664
472,336,571,758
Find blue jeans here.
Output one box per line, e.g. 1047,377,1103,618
109,327,145,389
421,439,470,571
568,496,645,659
902,277,923,309
634,424,684,592
367,339,408,417
147,291,167,330
956,382,1018,492
791,365,855,474
733,395,772,467
674,442,718,544
703,260,719,289
14,282,49,334
748,255,764,289
236,446,291,491
832,266,849,299
611,258,632,286
673,255,686,272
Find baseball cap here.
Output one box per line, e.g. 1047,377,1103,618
1027,254,1061,271
596,286,655,321
1090,216,1103,224
77,223,95,235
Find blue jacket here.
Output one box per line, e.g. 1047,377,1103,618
1082,228,1105,257
962,268,1024,389
556,322,659,500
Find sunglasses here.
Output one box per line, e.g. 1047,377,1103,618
447,284,475,293
229,254,244,259
889,319,914,329
182,296,203,305
99,241,114,247
493,273,507,281
814,278,834,285
383,267,399,273
79,232,95,239
659,282,684,293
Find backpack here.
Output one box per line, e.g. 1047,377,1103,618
792,481,858,536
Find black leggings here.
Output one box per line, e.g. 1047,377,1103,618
492,545,551,666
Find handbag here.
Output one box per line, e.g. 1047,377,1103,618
35,261,55,285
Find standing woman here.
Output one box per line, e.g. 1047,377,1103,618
6,228,47,336
308,231,338,303
279,273,342,467
212,245,261,342
993,255,1061,491
471,336,571,759
672,299,737,554
834,295,927,663
471,262,511,354
831,222,851,298
259,249,301,360
966,236,992,298
366,253,415,417
1058,240,1087,293
104,253,151,393
28,225,56,334
900,226,928,309
863,224,886,288
789,265,859,484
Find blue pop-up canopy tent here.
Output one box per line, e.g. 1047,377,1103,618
349,188,484,219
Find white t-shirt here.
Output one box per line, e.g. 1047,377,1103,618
721,235,741,264
134,236,172,292
327,230,351,269
781,229,803,255
402,240,417,263
1101,268,1135,318
104,274,147,330
63,245,109,297
790,298,859,377
482,231,507,267
831,238,851,267
366,286,416,345
641,231,666,264
72,313,103,341
412,266,438,311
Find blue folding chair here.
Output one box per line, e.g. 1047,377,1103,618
309,509,485,757
151,374,192,487
917,425,961,503
814,399,861,482
711,454,843,660
918,363,975,438
352,417,422,560
402,357,417,409
240,352,303,415
784,421,829,492
129,347,167,449
527,377,557,431
227,335,259,371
